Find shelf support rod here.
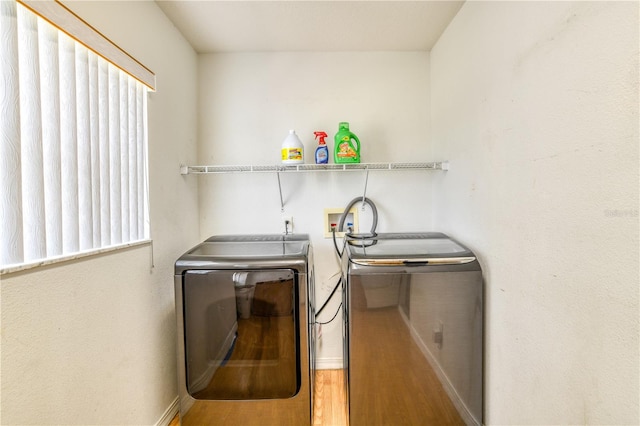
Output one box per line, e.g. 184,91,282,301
361,167,370,210
277,171,285,212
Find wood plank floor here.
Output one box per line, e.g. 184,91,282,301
171,356,459,425
171,280,463,425
169,307,463,425
192,315,297,400
312,369,347,426
349,307,463,425
169,369,346,426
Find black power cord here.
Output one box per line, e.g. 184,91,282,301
315,275,342,318
316,302,342,325
316,197,379,324
315,229,344,325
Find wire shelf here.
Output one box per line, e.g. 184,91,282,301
180,162,449,175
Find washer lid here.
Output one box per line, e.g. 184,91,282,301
188,240,307,258
346,233,476,266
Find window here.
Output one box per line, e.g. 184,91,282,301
0,0,155,272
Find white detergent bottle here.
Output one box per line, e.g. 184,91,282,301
281,129,304,164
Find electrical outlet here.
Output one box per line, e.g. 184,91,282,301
282,216,293,234
433,321,444,349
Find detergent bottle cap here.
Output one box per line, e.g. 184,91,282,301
314,131,328,145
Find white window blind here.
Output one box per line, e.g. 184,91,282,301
0,1,151,270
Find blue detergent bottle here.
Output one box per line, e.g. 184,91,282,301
314,131,329,164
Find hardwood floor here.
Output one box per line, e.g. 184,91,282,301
312,369,347,426
171,357,459,425
169,369,346,426
193,315,297,400
173,311,346,424
349,307,463,425
169,413,179,426
169,306,464,425
170,280,463,425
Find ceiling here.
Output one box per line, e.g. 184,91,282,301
155,1,464,53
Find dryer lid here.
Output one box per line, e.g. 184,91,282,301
188,240,307,258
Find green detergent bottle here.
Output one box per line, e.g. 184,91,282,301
334,122,361,164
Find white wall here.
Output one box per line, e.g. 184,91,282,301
4,2,636,424
197,52,434,363
0,1,199,424
431,2,639,424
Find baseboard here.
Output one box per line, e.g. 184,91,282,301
155,396,179,426
316,357,343,370
399,308,480,426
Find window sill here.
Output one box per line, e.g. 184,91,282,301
0,239,152,275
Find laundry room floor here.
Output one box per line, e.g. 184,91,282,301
169,307,463,425
349,306,464,425
169,369,347,426
193,315,297,400
312,369,348,425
